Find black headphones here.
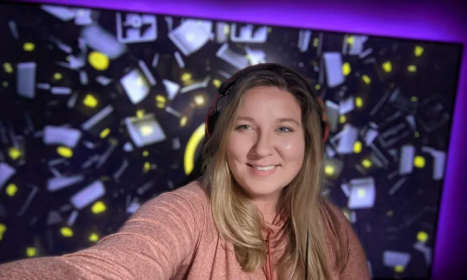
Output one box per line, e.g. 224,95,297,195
205,63,329,142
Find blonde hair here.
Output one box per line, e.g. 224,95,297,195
202,69,348,279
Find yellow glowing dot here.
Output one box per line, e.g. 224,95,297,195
415,46,424,57
181,73,192,82
156,95,166,103
315,84,321,90
313,38,319,47
92,201,106,214
415,131,420,138
136,109,145,118
324,165,335,176
223,25,230,34
362,75,371,84
136,77,147,87
139,125,153,136
83,94,98,108
57,146,73,158
3,63,13,73
353,141,362,153
212,79,222,88
342,62,351,76
88,51,109,71
355,97,363,108
411,96,418,102
6,183,17,197
395,265,404,273
0,224,6,241
60,227,73,237
194,95,205,106
387,210,394,217
408,65,417,72
143,151,149,157
156,95,166,108
357,189,366,198
347,36,354,44
180,116,188,127
99,128,110,139
89,233,99,242
417,231,429,242
54,73,62,80
144,162,151,172
339,115,346,124
382,61,392,73
2,81,8,87
26,247,36,257
8,147,21,160
362,159,372,168
23,42,35,51
414,156,425,168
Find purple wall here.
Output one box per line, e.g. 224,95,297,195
12,0,467,278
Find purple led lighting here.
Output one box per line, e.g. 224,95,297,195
11,0,467,278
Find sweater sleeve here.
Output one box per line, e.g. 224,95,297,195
330,205,371,280
0,183,207,280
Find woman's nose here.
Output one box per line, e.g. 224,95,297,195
251,132,273,157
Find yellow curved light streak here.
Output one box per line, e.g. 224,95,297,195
184,123,206,175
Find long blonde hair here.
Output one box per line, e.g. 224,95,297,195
202,69,348,279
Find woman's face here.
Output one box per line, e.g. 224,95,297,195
226,86,305,202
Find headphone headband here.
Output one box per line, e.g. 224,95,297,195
205,63,329,142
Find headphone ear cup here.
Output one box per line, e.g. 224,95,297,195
316,97,329,143
322,121,329,143
206,111,220,137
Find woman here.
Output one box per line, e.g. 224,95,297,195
0,64,370,280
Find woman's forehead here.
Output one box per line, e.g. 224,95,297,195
238,86,301,113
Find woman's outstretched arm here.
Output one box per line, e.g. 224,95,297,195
0,184,206,280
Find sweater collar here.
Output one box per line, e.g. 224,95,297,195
262,212,287,246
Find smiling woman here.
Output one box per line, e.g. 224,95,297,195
202,63,369,280
0,64,369,280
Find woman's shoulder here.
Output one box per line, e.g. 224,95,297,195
321,199,348,226
138,179,210,214
321,199,371,278
166,179,210,205
172,179,209,196
126,180,211,234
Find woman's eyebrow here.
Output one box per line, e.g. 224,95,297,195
276,117,300,126
236,116,255,122
236,116,301,126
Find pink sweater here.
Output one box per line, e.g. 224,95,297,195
0,181,370,280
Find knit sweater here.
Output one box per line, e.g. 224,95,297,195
0,181,370,280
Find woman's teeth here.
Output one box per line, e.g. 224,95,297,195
255,166,275,171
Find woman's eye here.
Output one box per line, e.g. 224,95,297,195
236,124,252,130
278,127,293,133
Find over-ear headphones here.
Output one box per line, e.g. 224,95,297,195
205,63,329,142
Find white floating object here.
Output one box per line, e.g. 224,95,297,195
70,180,105,209
348,177,376,209
323,52,344,88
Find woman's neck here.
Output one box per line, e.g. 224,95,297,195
253,199,279,224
